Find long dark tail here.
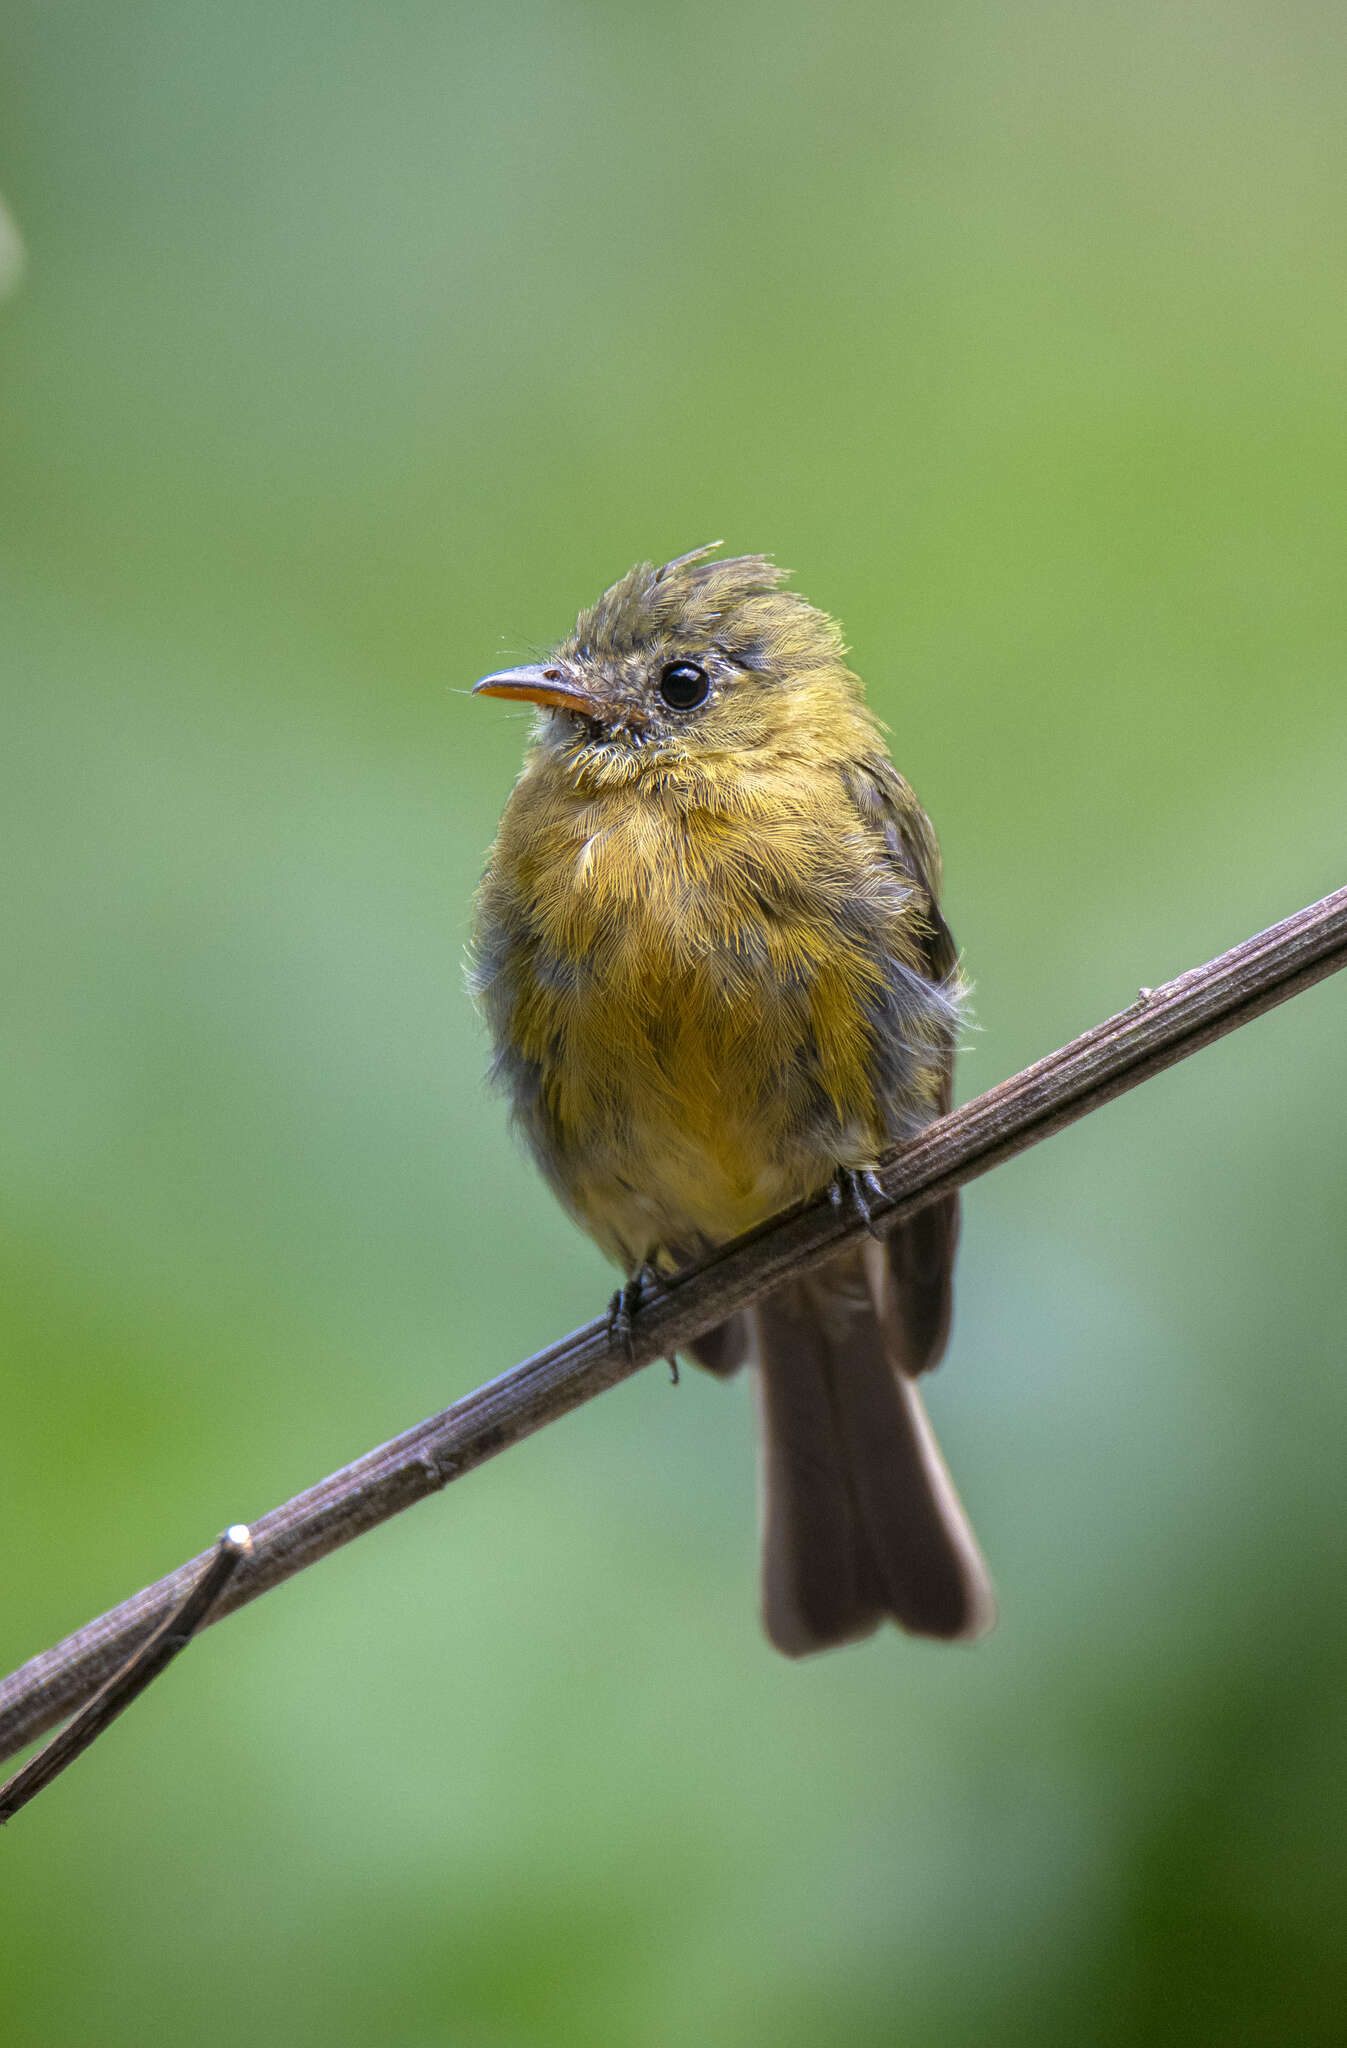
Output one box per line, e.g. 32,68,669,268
751,1229,994,1656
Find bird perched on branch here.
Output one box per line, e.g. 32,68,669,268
470,546,994,1654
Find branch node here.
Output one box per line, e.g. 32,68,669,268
0,1526,251,1824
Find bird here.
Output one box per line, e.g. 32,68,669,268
469,545,994,1655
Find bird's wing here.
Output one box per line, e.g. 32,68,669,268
843,758,963,1377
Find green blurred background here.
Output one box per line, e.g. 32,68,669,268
2,3,1344,2042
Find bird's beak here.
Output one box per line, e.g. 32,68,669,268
472,664,602,717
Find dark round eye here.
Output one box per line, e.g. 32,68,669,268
658,661,710,710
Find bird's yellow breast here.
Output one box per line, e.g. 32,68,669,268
474,746,942,1269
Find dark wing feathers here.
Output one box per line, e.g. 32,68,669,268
845,759,963,1378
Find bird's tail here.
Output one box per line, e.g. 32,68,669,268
752,1238,995,1656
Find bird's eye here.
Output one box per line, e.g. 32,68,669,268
658,661,710,710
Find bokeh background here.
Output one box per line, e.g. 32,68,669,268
2,4,1344,2043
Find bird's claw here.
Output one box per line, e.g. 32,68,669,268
606,1263,658,1362
829,1166,888,1239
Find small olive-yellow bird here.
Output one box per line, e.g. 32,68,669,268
471,546,993,1655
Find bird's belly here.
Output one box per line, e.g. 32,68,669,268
511,923,875,1267
474,788,946,1272
562,1087,821,1268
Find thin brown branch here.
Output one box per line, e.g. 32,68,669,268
2,884,1344,1768
0,1527,252,1822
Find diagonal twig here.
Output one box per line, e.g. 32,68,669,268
1,884,1344,1768
0,1527,252,1823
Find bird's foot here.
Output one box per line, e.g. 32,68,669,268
606,1262,659,1362
828,1166,889,1239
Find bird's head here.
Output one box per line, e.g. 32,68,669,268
473,545,876,791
